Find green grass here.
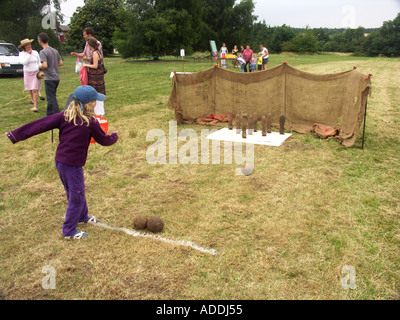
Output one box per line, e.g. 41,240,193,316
0,53,399,300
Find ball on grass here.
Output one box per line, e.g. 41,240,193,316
147,216,164,233
133,215,148,230
241,163,254,176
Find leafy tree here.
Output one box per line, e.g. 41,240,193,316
328,32,347,52
270,25,296,53
281,28,319,53
371,13,400,56
361,31,385,56
113,0,256,58
0,0,63,50
320,28,365,53
248,21,274,52
343,27,365,52
66,0,122,55
201,0,235,47
113,0,178,57
229,0,256,47
312,28,330,51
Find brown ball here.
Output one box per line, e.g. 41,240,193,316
133,215,148,230
147,217,164,233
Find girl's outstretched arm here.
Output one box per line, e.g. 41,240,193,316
90,119,118,146
5,113,63,144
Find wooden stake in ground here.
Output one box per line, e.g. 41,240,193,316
248,114,254,135
262,116,267,136
279,114,286,135
267,113,272,133
253,113,258,132
236,114,241,133
241,116,248,139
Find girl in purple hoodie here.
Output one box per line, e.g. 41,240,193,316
5,86,118,239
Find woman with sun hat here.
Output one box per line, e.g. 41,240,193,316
18,38,44,112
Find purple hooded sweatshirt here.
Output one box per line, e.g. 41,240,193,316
6,112,118,167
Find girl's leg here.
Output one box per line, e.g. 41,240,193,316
77,192,89,223
55,161,89,237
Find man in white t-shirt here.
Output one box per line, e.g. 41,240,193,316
259,44,269,70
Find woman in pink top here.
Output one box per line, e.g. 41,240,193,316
242,45,253,72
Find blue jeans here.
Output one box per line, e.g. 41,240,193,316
55,161,89,237
244,61,250,72
44,80,60,116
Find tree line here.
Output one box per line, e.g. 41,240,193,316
68,0,400,58
1,0,399,58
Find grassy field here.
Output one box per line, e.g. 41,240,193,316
0,53,399,300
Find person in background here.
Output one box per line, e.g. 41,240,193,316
242,45,253,72
37,32,63,116
5,85,118,240
219,43,228,67
232,45,239,56
18,38,42,112
259,44,269,70
81,37,106,116
70,27,103,62
249,54,257,72
237,54,246,72
232,45,239,68
257,52,263,71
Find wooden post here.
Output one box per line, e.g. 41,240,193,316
262,116,267,136
361,101,368,150
267,113,272,133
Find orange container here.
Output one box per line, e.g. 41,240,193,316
90,116,109,144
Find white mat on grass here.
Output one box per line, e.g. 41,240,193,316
206,128,292,147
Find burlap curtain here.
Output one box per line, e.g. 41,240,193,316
168,63,371,147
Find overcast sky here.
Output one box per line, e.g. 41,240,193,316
254,0,400,28
61,0,400,28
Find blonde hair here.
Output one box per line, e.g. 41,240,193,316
64,99,95,126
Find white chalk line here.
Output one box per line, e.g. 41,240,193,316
96,223,219,256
